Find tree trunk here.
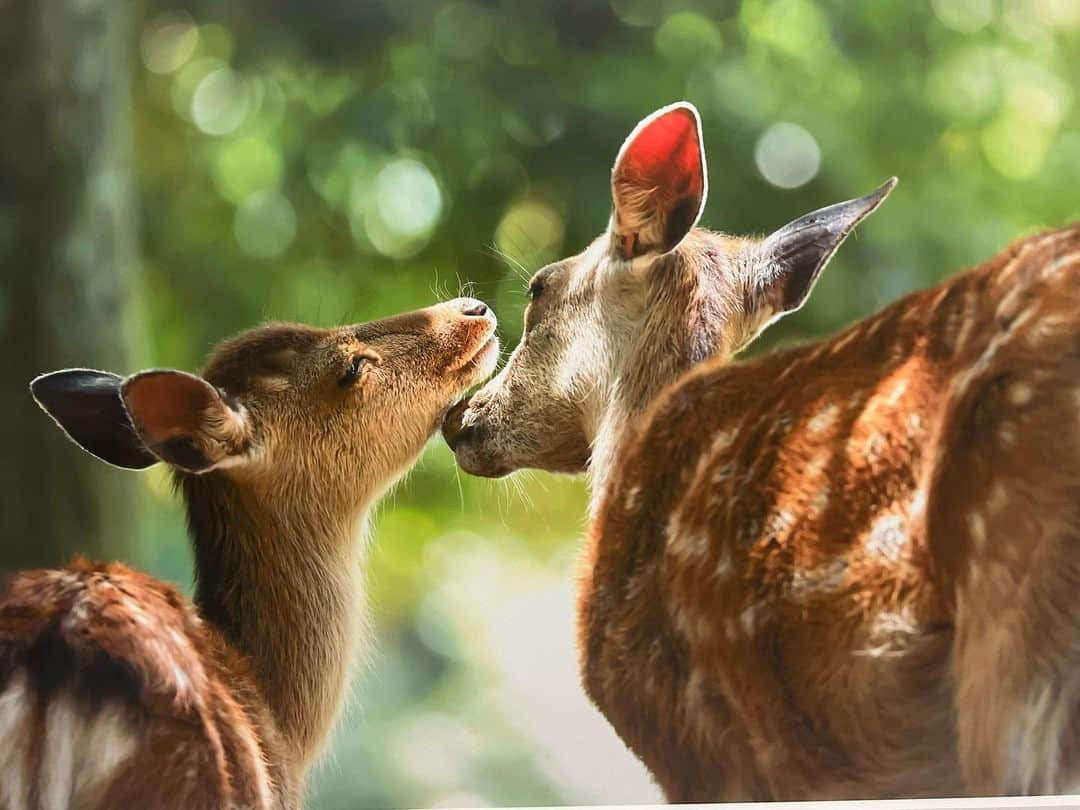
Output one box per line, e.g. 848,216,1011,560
0,0,141,573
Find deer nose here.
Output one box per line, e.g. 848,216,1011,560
453,298,491,318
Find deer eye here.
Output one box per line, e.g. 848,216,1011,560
528,279,545,301
338,355,367,388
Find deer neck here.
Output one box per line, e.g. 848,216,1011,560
181,472,371,770
588,234,738,509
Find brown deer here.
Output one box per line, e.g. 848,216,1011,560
443,101,1080,799
0,297,498,810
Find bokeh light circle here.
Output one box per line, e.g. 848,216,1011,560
754,122,822,189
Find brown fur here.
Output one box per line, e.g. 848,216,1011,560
1,300,498,809
579,225,1080,799
445,103,1080,799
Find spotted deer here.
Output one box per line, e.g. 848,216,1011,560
0,298,498,810
443,102,1080,799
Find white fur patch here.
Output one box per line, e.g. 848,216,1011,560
1008,382,1033,406
856,608,919,658
1040,249,1080,279
987,481,1009,514
998,425,1016,446
906,411,923,435
967,511,988,548
806,403,840,436
0,672,33,810
888,378,908,406
1004,679,1076,794
790,558,847,604
910,488,927,518
43,694,137,809
0,676,137,810
866,514,907,561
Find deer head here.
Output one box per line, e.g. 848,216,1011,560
34,298,498,507
443,102,894,485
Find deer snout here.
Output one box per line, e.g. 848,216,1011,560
442,396,510,478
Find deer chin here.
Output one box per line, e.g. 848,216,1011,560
459,334,500,385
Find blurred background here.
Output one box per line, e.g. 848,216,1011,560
1,0,1078,807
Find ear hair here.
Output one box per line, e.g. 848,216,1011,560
754,177,897,322
611,101,708,259
121,370,252,474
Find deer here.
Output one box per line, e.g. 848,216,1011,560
0,297,499,810
443,101,1080,800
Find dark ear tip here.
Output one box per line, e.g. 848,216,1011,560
866,176,899,207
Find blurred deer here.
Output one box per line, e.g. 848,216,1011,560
0,298,498,810
444,102,1080,799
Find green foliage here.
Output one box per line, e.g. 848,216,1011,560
129,1,1080,806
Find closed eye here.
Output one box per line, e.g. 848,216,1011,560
528,278,545,301
338,355,367,388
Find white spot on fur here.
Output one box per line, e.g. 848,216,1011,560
231,712,275,810
987,481,1009,514
831,328,860,353
764,510,794,540
866,514,907,561
624,484,641,510
0,672,33,810
665,511,710,562
711,462,734,485
806,403,840,436
855,608,919,658
790,558,847,604
675,530,710,560
1008,382,1033,406
888,379,908,406
715,544,733,579
75,703,138,801
999,425,1016,446
1004,681,1074,794
40,694,78,808
968,511,988,548
710,428,735,453
1040,249,1080,279
802,450,831,481
907,412,923,435
810,485,830,513
30,689,138,810
739,603,764,635
864,432,884,463
952,292,977,350
910,489,927,518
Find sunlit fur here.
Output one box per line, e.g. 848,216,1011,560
579,225,1080,800
0,299,498,810
446,105,1080,798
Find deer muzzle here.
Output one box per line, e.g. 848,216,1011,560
441,397,511,478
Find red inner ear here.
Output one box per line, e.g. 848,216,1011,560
616,105,705,199
123,372,217,445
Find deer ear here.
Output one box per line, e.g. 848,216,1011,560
121,370,252,474
754,177,897,320
611,101,707,260
31,370,159,470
